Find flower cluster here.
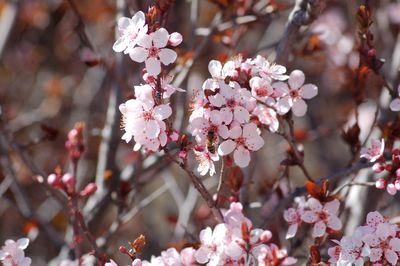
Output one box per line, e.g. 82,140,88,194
189,56,318,174
284,196,342,239
116,11,183,153
107,202,296,266
0,238,31,266
328,211,400,265
360,138,400,195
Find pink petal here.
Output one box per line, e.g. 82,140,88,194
153,104,172,120
327,216,342,231
301,210,318,223
194,247,211,264
299,84,318,99
145,58,161,76
312,221,326,238
292,98,307,117
233,145,251,167
129,47,148,62
286,224,298,239
131,11,146,27
218,125,229,139
209,94,225,107
385,249,398,265
369,248,383,262
229,126,242,139
245,135,264,151
233,106,250,123
366,211,385,227
152,28,169,48
308,198,323,211
225,242,244,259
219,107,233,124
390,98,400,111
273,82,289,96
390,238,400,252
276,96,292,115
17,238,29,249
289,70,305,89
137,34,152,48
208,60,222,78
117,17,131,30
242,123,258,138
324,199,340,214
113,38,128,52
144,120,160,139
158,48,177,65
218,140,236,155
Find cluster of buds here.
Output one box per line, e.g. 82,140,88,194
65,122,85,163
360,139,400,195
189,55,318,174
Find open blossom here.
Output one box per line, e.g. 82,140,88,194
275,70,318,117
0,238,31,266
194,147,219,176
249,76,274,103
360,138,384,162
252,55,288,81
283,207,303,239
329,211,400,265
390,85,400,111
113,11,148,54
301,198,342,238
218,123,265,167
252,105,279,132
130,28,177,76
119,98,171,148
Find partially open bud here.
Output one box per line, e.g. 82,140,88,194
387,183,397,195
80,183,97,197
375,178,387,189
168,32,182,47
47,173,61,188
62,173,76,194
260,230,273,242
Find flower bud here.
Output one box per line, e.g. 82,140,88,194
372,163,384,173
260,230,272,242
375,178,387,189
47,174,61,187
80,183,97,197
169,130,179,142
62,173,75,194
168,32,182,47
395,180,400,191
387,183,397,195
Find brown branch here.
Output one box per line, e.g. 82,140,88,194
276,0,326,65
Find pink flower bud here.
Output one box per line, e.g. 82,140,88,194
372,163,384,173
375,178,387,189
387,183,397,195
169,130,179,142
143,72,155,83
168,32,182,47
260,230,272,242
47,174,60,187
80,183,97,197
395,180,400,190
62,173,75,194
178,150,187,159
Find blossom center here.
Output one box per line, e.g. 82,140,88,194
149,46,159,58
289,89,299,99
142,111,153,121
256,87,268,97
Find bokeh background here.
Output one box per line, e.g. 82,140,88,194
1,0,400,264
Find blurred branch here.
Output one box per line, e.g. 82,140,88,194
0,130,65,249
0,0,19,58
276,0,326,65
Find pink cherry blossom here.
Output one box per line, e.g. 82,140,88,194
301,198,342,238
360,138,384,163
252,55,288,81
119,98,171,147
283,208,303,239
249,76,273,102
113,11,148,54
218,123,265,167
129,28,178,76
193,147,219,176
252,105,279,132
275,70,318,117
0,238,31,266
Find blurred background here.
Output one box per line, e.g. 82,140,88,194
1,0,400,264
